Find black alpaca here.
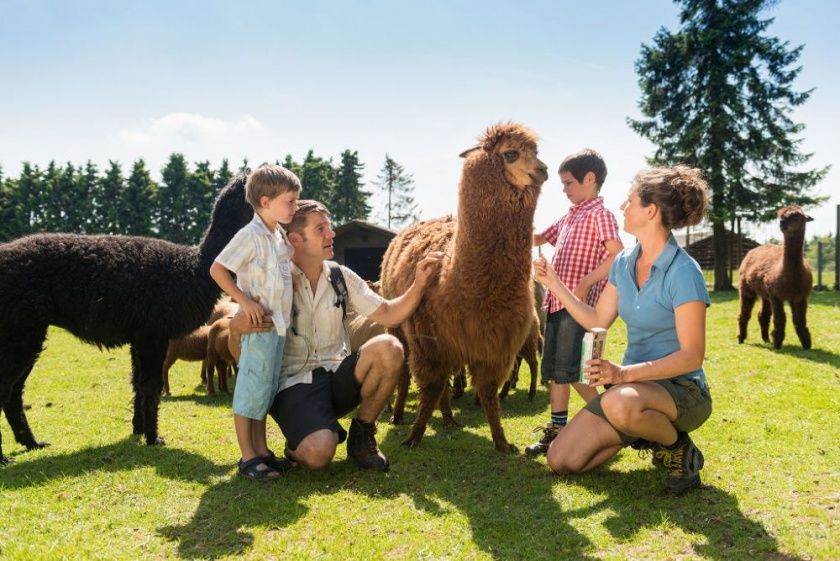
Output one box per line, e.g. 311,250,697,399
0,173,252,464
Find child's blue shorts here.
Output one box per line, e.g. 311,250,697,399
232,331,286,420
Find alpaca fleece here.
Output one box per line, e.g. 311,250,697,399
0,173,252,464
381,123,547,452
738,205,813,349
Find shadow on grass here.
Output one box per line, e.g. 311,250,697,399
739,341,840,369
159,413,800,561
162,392,234,407
0,438,227,488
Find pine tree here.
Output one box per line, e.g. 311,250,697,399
330,150,371,225
299,150,336,205
97,161,125,234
185,160,215,244
41,161,64,231
16,163,42,234
77,161,100,234
374,154,419,229
58,163,91,234
0,166,19,241
122,159,157,237
158,153,190,243
629,0,829,290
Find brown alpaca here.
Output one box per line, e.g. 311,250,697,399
498,308,543,401
738,206,813,349
206,316,237,394
380,122,548,452
161,300,236,395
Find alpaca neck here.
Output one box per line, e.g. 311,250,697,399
198,220,241,272
783,230,806,272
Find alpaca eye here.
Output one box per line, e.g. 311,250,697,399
503,150,519,163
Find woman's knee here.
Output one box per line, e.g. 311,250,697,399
601,388,640,430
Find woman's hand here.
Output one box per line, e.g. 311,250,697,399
582,358,626,386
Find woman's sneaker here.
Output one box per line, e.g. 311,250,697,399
653,432,704,495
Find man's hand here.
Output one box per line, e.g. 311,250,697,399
413,251,445,289
230,307,274,335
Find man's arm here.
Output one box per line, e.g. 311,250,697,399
367,252,444,328
226,307,273,362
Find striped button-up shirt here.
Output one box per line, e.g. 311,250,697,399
215,214,294,335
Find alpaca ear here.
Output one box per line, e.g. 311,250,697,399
805,214,814,222
459,145,481,158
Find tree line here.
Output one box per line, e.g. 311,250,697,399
0,151,420,245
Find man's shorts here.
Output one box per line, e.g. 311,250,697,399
541,309,587,384
268,352,362,451
584,377,713,445
232,331,285,420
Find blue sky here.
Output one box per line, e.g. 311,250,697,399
1,0,837,243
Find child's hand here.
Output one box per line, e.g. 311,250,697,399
241,298,267,326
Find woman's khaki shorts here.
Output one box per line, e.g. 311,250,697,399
584,377,712,445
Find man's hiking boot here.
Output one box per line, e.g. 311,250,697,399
653,432,705,495
630,438,664,468
524,424,562,457
347,418,389,471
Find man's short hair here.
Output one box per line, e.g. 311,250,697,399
558,149,608,189
284,199,330,237
245,164,302,209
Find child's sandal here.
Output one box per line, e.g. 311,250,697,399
238,457,280,481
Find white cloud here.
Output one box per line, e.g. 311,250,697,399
119,112,263,146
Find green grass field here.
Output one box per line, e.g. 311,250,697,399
1,292,838,560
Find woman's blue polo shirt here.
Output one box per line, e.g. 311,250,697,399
608,234,710,387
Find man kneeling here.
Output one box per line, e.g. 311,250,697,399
229,200,442,471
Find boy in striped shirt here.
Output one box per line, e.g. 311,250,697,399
526,149,623,456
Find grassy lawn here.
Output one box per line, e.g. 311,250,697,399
1,292,838,560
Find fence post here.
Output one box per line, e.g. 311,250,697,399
816,241,824,290
835,205,839,291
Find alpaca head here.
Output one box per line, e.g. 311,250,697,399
777,206,813,236
199,171,254,256
459,122,548,192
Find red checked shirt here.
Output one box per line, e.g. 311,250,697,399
539,196,620,312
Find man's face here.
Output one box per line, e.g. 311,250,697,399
295,211,335,260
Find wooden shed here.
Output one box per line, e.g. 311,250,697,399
332,220,397,281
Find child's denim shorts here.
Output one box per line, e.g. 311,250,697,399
541,309,587,384
232,331,286,420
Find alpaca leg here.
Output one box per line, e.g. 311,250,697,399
525,352,538,402
472,363,516,453
205,361,217,396
218,362,230,394
769,297,786,349
403,377,448,447
737,293,756,344
437,382,459,426
0,328,48,463
5,368,50,450
790,299,812,350
389,362,410,424
451,368,466,399
161,353,175,396
758,299,772,343
130,339,168,446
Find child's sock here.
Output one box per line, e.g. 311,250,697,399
550,410,568,428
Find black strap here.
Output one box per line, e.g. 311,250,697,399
326,260,348,320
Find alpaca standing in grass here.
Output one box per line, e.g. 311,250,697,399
738,205,814,349
0,173,252,464
380,123,548,452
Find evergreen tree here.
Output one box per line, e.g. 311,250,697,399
0,167,19,241
96,161,125,234
158,153,190,243
77,161,100,234
185,160,215,244
122,159,157,237
374,154,419,229
629,0,828,290
330,150,371,225
41,161,64,231
58,163,90,234
212,158,233,195
16,162,42,234
298,150,336,205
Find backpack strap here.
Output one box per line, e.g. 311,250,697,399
326,260,348,320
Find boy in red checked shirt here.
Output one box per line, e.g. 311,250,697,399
526,149,623,456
